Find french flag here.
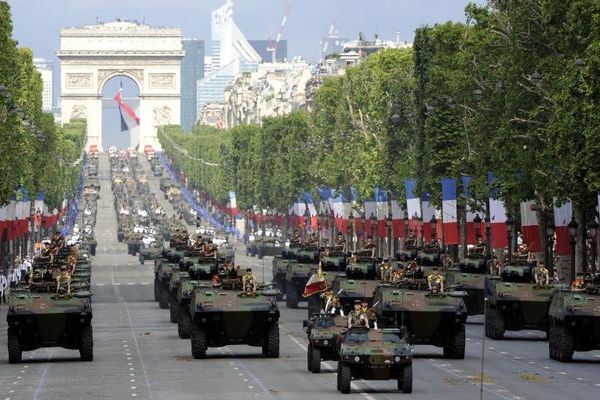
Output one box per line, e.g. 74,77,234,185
390,198,406,238
520,200,540,252
114,86,140,132
488,173,508,249
404,179,421,237
226,191,238,216
303,192,318,230
375,187,388,237
318,187,333,214
364,193,377,236
442,178,459,245
288,196,306,228
330,192,351,233
553,199,572,256
421,192,439,242
461,175,485,244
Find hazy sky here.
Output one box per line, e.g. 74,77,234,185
8,0,484,63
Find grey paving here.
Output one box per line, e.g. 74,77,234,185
1,155,599,399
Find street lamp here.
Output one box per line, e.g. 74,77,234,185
545,221,555,270
506,215,514,261
588,219,598,273
430,214,437,242
568,217,579,282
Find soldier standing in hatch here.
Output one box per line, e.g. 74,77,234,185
348,300,370,329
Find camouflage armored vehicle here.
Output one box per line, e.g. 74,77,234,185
346,251,376,280
303,314,347,373
373,284,467,358
138,241,162,264
548,286,600,361
189,278,280,359
321,250,347,273
485,262,556,340
271,245,302,300
285,246,320,308
445,255,487,316
256,237,283,259
154,251,183,308
336,327,413,394
175,280,212,339
395,238,418,262
168,270,190,323
332,277,380,316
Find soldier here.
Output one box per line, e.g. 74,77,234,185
534,263,550,286
333,232,346,251
242,268,257,293
427,266,444,293
489,256,502,276
391,268,405,284
56,265,72,294
347,300,370,329
363,236,376,258
379,259,392,282
0,270,7,307
443,255,454,270
571,273,586,290
472,237,485,255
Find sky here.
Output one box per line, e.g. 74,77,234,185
6,0,484,146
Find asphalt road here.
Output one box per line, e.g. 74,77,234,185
1,155,599,400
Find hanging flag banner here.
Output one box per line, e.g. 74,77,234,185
442,178,459,245
488,173,508,249
421,193,439,242
390,199,406,239
404,179,421,238
375,187,388,237
364,193,377,237
330,192,351,233
553,199,572,256
461,175,486,244
520,200,541,252
114,86,140,132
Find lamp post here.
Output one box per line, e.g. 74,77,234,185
546,221,555,271
568,216,579,282
506,215,514,262
588,219,598,274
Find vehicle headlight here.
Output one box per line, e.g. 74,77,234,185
394,356,400,362
354,356,360,362
323,340,329,345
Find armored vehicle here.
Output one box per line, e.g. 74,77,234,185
332,277,380,315
176,280,212,339
256,237,283,259
336,327,412,394
271,245,302,300
415,244,441,267
373,284,467,358
154,251,183,309
285,246,320,308
485,262,556,340
445,254,487,316
138,241,162,264
189,278,280,359
395,238,418,262
303,314,347,373
346,251,376,280
168,270,190,323
548,286,600,361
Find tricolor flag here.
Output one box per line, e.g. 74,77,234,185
421,192,439,242
330,192,351,233
461,175,485,244
404,179,421,237
553,199,572,256
375,187,388,237
114,85,140,132
226,191,238,216
442,178,459,245
303,192,318,230
390,198,406,239
488,173,508,249
6,198,16,240
364,193,377,236
289,195,307,228
318,187,333,214
520,200,541,252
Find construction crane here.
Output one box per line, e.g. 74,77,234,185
266,0,292,63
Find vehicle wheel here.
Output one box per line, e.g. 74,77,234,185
336,361,341,391
153,279,159,302
139,255,145,265
7,327,22,364
79,325,94,361
178,306,192,339
443,323,465,359
191,323,207,359
398,365,413,393
262,323,279,358
286,284,299,309
90,245,96,256
274,278,285,301
548,325,558,360
309,344,321,373
485,307,505,340
554,324,574,362
158,285,169,309
169,295,178,323
338,362,352,394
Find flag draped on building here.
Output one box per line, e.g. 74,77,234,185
553,199,573,256
520,200,541,252
442,178,459,245
488,173,508,249
114,86,140,132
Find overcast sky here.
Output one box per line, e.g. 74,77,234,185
8,0,485,63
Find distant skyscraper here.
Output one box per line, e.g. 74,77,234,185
181,39,205,132
33,58,53,112
197,0,261,116
248,40,288,62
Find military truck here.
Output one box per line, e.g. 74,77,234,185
189,281,280,359
336,327,413,394
285,246,320,308
303,314,347,373
373,284,467,358
485,262,556,340
548,286,600,361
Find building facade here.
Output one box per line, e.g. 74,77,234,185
33,58,54,113
181,39,205,132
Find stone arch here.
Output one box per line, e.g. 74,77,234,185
97,69,143,96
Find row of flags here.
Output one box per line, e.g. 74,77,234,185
285,177,600,254
0,191,67,241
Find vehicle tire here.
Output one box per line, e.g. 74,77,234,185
262,323,279,358
443,323,465,359
139,255,145,265
485,307,505,340
191,323,207,359
90,245,96,256
158,285,169,309
399,365,413,393
309,344,321,373
178,306,192,339
336,361,341,391
79,325,94,361
338,362,352,394
548,325,558,360
153,279,159,302
169,295,178,323
274,278,285,301
7,327,22,364
554,324,574,362
286,284,299,309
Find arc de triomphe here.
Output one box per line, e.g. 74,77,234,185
58,21,184,151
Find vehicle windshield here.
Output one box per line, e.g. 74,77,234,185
314,318,335,329
381,333,402,343
346,331,368,343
